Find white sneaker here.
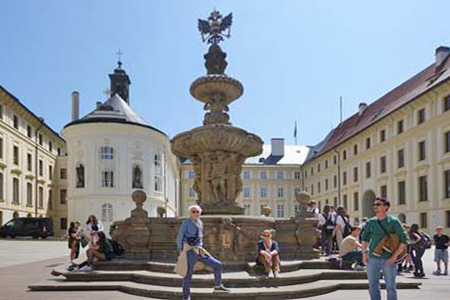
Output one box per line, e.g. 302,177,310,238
79,265,92,272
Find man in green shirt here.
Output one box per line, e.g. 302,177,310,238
362,198,407,300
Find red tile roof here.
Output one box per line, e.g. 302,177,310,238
306,53,450,162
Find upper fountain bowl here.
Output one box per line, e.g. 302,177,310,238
190,75,243,103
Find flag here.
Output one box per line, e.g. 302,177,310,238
294,121,297,138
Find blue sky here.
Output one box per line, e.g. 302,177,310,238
1,1,449,146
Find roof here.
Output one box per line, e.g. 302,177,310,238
64,93,167,137
0,84,65,142
181,144,310,166
305,52,450,163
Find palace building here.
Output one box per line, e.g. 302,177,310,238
0,85,68,234
180,138,308,217
302,46,450,233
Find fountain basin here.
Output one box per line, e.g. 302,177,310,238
190,75,243,103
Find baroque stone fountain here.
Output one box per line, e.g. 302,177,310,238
112,10,320,268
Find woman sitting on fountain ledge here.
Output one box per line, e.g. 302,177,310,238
175,204,230,300
257,230,281,278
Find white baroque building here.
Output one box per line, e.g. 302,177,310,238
62,62,179,234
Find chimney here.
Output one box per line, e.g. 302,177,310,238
359,102,367,116
271,138,285,156
71,91,79,121
435,46,450,68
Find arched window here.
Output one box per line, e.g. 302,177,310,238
154,153,163,192
132,165,143,189
101,203,113,222
76,163,85,188
27,213,32,217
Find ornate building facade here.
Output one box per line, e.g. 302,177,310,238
0,85,68,234
180,138,308,217
303,46,450,234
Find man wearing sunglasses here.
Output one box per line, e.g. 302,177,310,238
175,205,230,300
361,198,407,300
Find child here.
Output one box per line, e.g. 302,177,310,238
433,226,450,275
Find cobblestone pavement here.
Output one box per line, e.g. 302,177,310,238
1,238,450,300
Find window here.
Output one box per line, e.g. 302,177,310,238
243,204,251,215
38,186,43,208
277,187,284,198
188,187,196,197
27,125,32,138
48,190,53,209
27,182,32,206
277,204,285,218
334,155,337,165
13,115,19,129
259,171,267,180
154,176,162,192
366,161,371,178
0,173,3,200
38,134,43,146
333,175,337,188
324,178,328,191
354,144,358,155
48,165,53,180
27,153,32,171
0,104,2,119
418,141,426,161
60,168,67,179
325,160,328,169
353,167,358,182
243,187,250,198
60,218,67,230
343,194,348,209
397,120,404,134
260,205,266,215
242,171,250,179
294,171,301,180
446,211,450,228
13,178,19,204
100,146,114,160
445,131,450,153
101,203,114,222
310,184,314,195
343,150,347,160
294,204,300,214
317,164,321,173
0,137,3,158
380,156,386,174
154,153,162,192
57,147,61,156
39,159,43,176
380,130,386,143
419,176,428,202
13,146,19,165
276,171,284,180
102,171,114,188
380,185,387,198
260,187,267,198
188,171,195,179
366,138,371,149
444,95,450,112
398,181,406,205
48,141,53,152
418,108,425,124
354,192,359,211
334,197,337,208
398,149,405,168
310,167,314,176
444,170,450,199
420,212,428,228
343,171,347,185
60,189,67,205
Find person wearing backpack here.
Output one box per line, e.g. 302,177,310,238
318,204,335,256
362,198,407,300
334,206,351,251
408,223,427,277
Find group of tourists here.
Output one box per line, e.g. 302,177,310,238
66,215,118,271
314,197,450,300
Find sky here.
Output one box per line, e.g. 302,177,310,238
1,1,449,146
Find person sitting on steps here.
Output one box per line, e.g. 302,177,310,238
257,229,281,278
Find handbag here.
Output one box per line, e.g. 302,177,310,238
376,220,407,264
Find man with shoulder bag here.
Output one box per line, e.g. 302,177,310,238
175,205,230,300
361,198,407,300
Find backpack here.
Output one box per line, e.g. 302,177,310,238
322,214,335,235
339,215,352,238
419,232,432,249
107,238,124,256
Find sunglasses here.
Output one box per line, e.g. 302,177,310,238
373,203,384,207
191,211,200,214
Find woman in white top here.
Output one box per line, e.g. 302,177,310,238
84,215,104,236
333,206,350,251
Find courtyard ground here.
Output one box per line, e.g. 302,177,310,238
1,238,450,300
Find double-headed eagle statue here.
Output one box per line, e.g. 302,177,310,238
198,10,232,44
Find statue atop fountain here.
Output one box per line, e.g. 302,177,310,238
171,10,263,215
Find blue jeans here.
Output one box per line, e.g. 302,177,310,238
182,250,222,299
367,256,397,300
342,250,363,266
